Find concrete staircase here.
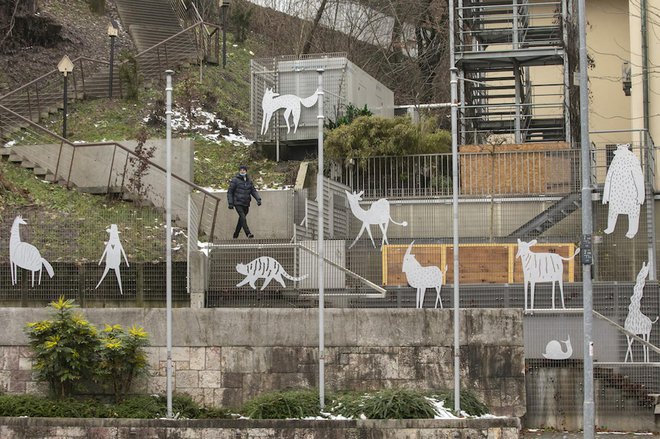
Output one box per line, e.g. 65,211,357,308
114,0,198,80
0,0,197,141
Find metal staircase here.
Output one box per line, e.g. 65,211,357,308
454,0,568,144
508,192,580,237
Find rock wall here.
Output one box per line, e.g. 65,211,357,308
0,307,525,416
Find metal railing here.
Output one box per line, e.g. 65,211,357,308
0,57,111,124
455,0,564,53
0,103,225,241
330,147,580,199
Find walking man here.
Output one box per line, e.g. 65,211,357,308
228,165,262,239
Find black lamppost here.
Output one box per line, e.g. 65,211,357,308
57,55,74,138
108,20,119,98
220,0,230,68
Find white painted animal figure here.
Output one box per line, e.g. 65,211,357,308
542,335,573,360
345,190,408,249
516,239,580,310
603,144,645,239
402,242,447,309
9,215,54,287
96,224,130,295
236,256,308,290
624,262,658,362
260,87,319,135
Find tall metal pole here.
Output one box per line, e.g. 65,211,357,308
62,74,68,139
165,69,174,419
577,0,594,437
448,0,461,414
316,69,325,410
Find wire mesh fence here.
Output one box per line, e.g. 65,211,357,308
0,202,189,307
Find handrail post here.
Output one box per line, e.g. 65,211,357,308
67,146,77,189
107,144,118,193
209,200,219,242
198,194,207,235
55,139,65,183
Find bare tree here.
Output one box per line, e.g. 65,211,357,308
301,0,328,55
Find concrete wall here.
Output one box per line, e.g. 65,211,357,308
192,189,295,240
13,139,194,220
0,417,522,439
0,307,525,417
524,363,658,431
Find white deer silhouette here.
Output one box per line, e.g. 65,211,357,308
9,215,54,287
345,190,408,249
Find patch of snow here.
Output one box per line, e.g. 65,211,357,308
4,140,16,148
198,241,211,256
427,398,460,419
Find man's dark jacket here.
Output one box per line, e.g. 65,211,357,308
227,173,261,207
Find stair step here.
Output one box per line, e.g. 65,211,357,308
7,154,23,163
20,160,35,169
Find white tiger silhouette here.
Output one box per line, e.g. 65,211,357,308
236,256,308,290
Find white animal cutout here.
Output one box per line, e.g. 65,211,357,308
9,215,54,287
624,262,658,362
260,87,319,135
345,190,408,249
96,224,129,295
236,256,308,290
542,335,573,360
603,143,645,239
516,239,580,310
402,242,447,309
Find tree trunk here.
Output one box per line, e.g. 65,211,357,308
301,0,328,55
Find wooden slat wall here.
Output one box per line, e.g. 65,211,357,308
383,243,576,285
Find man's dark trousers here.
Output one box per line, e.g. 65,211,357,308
233,205,251,237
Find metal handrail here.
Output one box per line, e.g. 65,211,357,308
0,57,109,101
0,103,225,238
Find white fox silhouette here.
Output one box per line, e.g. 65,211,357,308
260,87,319,135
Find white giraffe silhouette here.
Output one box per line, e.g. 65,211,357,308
624,262,658,363
96,224,129,295
9,215,54,287
345,190,408,249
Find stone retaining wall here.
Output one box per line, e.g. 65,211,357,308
0,308,525,416
0,417,521,439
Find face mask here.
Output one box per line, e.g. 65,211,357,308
240,171,247,176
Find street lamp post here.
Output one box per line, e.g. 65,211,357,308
108,21,118,98
57,55,74,139
220,0,230,68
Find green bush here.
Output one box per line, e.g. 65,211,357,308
0,394,233,419
24,297,100,398
24,297,150,400
242,389,320,419
0,395,110,418
330,389,437,419
431,390,490,417
324,115,451,161
326,103,373,129
98,324,150,402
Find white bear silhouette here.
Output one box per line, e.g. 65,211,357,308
603,144,645,239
